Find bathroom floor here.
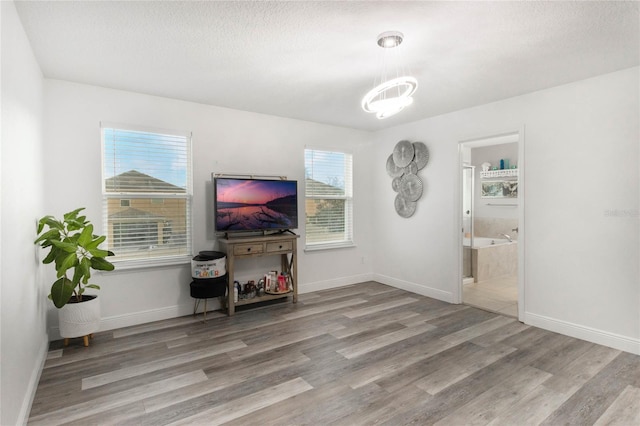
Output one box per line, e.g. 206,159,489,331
463,275,518,317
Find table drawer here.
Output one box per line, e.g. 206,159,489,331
233,243,264,255
266,241,293,252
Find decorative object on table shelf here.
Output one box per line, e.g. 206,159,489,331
481,180,518,198
386,140,429,218
481,162,491,172
234,281,241,302
34,208,115,346
265,272,292,294
244,281,257,299
278,273,286,292
264,270,279,293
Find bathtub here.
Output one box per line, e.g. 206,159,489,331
464,237,513,248
463,237,517,282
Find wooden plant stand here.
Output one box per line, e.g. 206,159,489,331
63,334,94,347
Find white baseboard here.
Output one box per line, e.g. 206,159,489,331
48,302,215,339
99,302,224,333
298,273,375,294
18,337,49,425
47,276,374,339
525,312,640,355
373,273,455,303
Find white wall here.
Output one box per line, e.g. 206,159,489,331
43,80,374,334
373,67,640,354
0,2,48,424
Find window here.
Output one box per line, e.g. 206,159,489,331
101,123,192,265
304,148,353,249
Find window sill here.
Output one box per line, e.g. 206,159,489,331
304,241,356,252
104,255,192,272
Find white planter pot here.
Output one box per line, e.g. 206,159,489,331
58,295,101,338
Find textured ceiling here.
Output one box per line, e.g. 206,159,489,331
14,1,640,131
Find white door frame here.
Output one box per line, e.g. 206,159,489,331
455,128,526,322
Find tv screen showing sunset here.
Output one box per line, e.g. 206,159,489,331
215,178,298,231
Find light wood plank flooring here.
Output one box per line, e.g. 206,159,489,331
463,275,518,318
29,282,640,425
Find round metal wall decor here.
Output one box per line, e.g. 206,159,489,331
399,174,423,202
392,140,415,168
405,161,418,175
391,176,402,192
394,194,417,218
387,139,430,218
413,142,430,170
386,154,404,178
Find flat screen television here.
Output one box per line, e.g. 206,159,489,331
214,177,298,233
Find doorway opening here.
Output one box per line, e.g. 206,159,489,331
458,131,524,320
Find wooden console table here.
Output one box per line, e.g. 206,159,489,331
219,233,299,315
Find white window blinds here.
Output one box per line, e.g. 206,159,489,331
304,149,353,248
101,123,192,264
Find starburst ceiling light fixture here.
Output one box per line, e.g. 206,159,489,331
361,31,418,120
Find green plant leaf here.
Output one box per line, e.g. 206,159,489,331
50,277,75,308
86,284,100,290
57,252,78,278
77,224,94,246
66,219,85,232
42,246,60,264
63,208,85,221
88,248,110,258
40,216,63,231
91,257,115,271
85,235,106,250
51,240,77,253
72,256,91,284
54,249,72,271
81,257,91,284
34,228,61,245
72,264,83,284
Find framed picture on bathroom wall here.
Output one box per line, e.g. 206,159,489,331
481,180,518,198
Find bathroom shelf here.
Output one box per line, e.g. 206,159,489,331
480,169,518,179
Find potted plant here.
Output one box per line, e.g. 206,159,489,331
34,208,115,346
